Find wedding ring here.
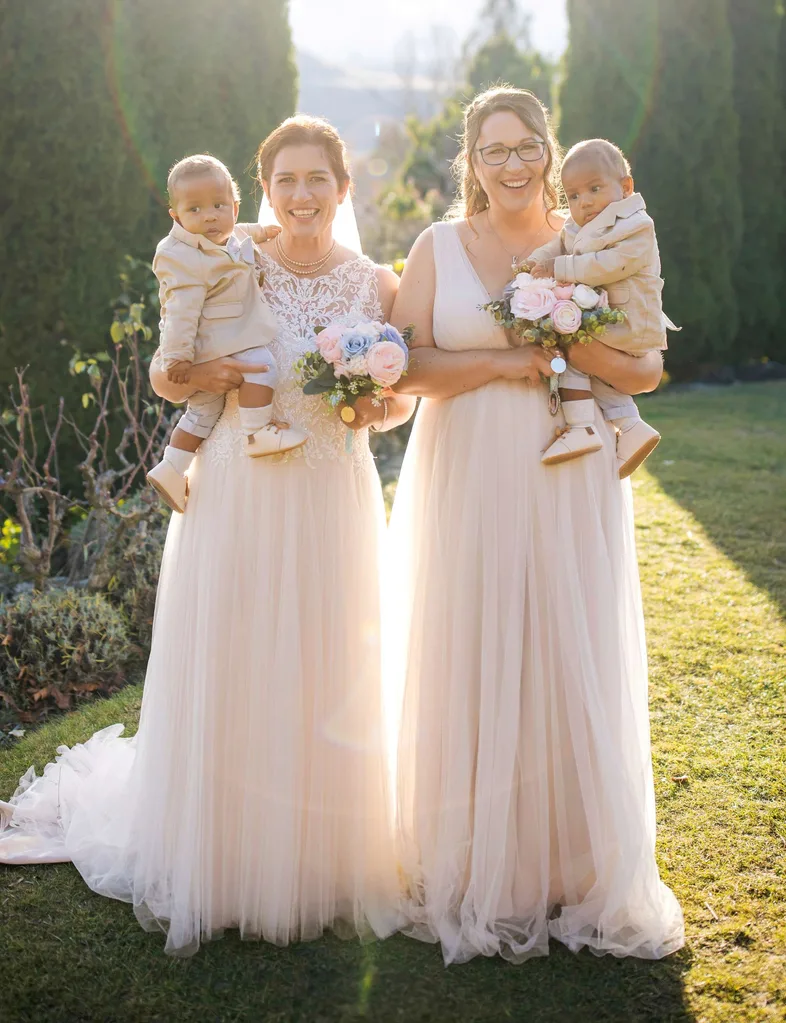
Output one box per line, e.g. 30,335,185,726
550,356,567,374
340,406,356,423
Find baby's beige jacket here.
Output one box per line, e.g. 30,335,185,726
530,193,669,354
153,222,277,369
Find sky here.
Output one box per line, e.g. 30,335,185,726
289,0,568,67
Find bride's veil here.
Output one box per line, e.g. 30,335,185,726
258,190,363,256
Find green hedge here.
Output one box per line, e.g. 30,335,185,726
0,588,132,721
0,0,297,410
558,0,785,373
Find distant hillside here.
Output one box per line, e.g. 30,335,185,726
295,49,439,155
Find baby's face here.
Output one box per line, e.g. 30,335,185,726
170,173,239,245
562,161,632,227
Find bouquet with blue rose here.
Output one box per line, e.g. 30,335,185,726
295,321,414,424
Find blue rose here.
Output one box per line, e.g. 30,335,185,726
341,331,375,358
379,325,409,355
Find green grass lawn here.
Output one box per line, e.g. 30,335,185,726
1,382,784,1023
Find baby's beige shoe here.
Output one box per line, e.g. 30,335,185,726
542,399,603,466
616,419,660,479
246,421,308,458
146,459,189,513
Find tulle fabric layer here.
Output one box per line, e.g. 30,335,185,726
388,380,684,964
1,442,401,955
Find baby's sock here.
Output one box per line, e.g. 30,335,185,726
164,445,195,475
610,414,642,434
238,405,273,437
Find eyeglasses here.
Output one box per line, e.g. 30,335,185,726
477,141,546,166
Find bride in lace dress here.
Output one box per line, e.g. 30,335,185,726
0,117,414,956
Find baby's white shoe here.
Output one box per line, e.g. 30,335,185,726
246,421,308,458
616,419,660,478
146,458,189,513
541,399,603,466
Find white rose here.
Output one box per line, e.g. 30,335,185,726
572,284,600,310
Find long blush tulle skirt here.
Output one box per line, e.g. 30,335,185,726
0,426,401,955
387,380,684,964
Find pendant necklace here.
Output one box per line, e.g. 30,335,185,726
485,210,551,274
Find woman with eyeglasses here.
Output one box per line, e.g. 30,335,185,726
388,87,684,965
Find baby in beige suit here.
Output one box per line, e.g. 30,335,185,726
147,155,306,513
528,139,674,478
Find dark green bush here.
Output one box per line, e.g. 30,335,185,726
0,0,296,411
0,589,133,722
106,511,169,654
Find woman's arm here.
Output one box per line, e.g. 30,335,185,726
389,228,556,400
567,343,663,395
149,354,271,403
340,265,416,432
372,265,416,430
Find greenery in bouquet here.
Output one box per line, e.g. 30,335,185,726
483,273,626,349
296,322,415,411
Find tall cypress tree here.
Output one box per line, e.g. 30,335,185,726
777,6,786,362
557,0,657,152
559,0,742,372
728,0,781,358
0,1,296,408
467,34,553,106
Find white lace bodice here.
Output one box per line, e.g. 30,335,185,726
204,255,384,469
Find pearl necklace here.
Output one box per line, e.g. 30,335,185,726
275,236,336,276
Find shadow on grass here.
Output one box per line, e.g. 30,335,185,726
0,865,692,1023
641,381,786,617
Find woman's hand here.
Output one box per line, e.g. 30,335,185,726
336,395,386,431
150,354,269,403
495,344,557,385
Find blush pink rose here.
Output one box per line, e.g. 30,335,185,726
365,341,407,386
315,324,345,364
553,283,575,301
510,283,557,322
551,300,583,335
596,289,609,309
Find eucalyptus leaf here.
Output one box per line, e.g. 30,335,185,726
303,378,337,396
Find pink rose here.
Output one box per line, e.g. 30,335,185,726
510,282,556,322
365,340,407,387
551,300,583,335
553,283,575,301
596,289,609,309
315,324,345,364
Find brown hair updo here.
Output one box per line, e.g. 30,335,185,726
256,115,352,191
449,86,563,220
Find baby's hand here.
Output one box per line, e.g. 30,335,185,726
167,360,193,385
530,258,556,279
261,224,282,242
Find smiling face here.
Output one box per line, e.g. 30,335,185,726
473,110,548,215
562,158,633,227
264,144,349,239
169,172,239,245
